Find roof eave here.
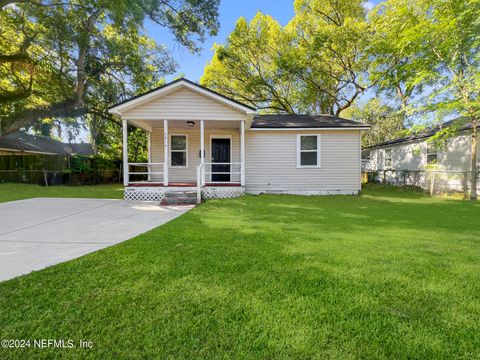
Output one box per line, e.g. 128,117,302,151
108,78,256,115
250,126,370,131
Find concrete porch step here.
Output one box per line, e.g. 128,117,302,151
160,190,197,205
161,197,197,205
163,191,196,198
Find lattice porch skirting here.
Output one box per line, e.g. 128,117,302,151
124,187,166,202
201,186,245,200
124,186,245,202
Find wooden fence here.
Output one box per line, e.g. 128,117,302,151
0,155,122,186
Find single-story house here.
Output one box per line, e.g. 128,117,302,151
0,131,93,156
362,119,479,192
362,119,479,172
108,78,369,203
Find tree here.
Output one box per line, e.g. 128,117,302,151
368,3,426,126
0,0,220,136
283,0,373,115
343,98,404,147
371,0,480,200
84,112,148,161
201,13,299,112
201,0,373,115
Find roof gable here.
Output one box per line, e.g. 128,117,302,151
108,78,256,115
115,87,248,122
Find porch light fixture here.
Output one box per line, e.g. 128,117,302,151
187,121,195,127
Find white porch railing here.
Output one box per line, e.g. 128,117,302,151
127,163,164,184
127,161,243,188
197,162,243,204
203,162,242,184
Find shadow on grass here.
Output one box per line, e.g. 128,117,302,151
0,191,480,359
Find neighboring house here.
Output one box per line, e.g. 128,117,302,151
0,132,94,156
108,78,369,202
0,132,72,155
362,119,479,172
362,120,479,193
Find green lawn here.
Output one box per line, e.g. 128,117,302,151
0,183,123,203
1,187,480,359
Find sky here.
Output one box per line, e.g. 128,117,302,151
69,0,379,142
145,0,294,83
144,0,379,82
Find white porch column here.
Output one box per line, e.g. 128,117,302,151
240,120,245,186
200,120,205,164
200,119,205,185
163,119,169,186
122,118,128,186
147,131,152,181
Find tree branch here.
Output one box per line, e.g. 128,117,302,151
0,97,86,136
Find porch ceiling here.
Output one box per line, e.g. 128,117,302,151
129,119,242,130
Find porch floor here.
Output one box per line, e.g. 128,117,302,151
128,182,242,187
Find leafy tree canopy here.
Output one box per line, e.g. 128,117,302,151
201,0,373,115
343,98,404,147
0,0,220,136
370,0,480,199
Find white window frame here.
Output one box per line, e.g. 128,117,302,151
426,143,438,165
169,134,188,168
296,134,321,168
384,148,392,169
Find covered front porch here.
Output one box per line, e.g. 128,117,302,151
108,78,256,203
122,118,246,203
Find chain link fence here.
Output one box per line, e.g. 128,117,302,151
363,169,479,197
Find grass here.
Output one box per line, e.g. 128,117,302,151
0,183,124,203
1,186,480,359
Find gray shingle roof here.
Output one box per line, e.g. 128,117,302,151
364,118,478,149
0,132,71,155
251,114,369,129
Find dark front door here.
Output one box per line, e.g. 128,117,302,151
211,138,231,182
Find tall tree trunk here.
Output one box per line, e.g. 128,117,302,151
470,119,478,201
90,114,99,155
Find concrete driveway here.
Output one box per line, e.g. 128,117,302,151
0,198,192,282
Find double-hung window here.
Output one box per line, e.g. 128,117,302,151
384,148,392,168
170,134,188,167
297,134,320,168
426,143,438,165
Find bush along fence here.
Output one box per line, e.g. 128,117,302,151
0,155,122,186
363,169,480,197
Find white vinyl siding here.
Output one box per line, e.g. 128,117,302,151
366,132,478,172
245,130,361,194
121,88,245,121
